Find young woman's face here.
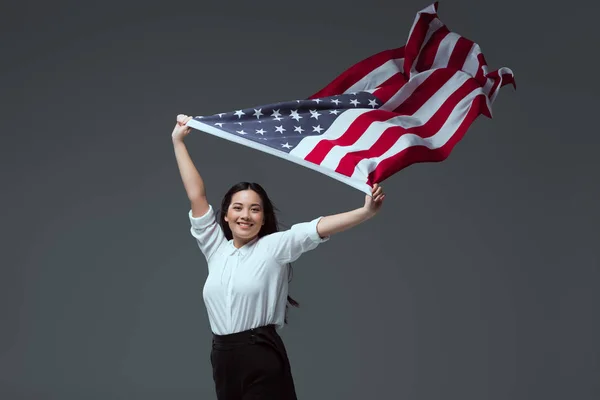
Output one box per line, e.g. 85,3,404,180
224,190,265,244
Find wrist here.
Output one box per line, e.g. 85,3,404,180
358,206,376,220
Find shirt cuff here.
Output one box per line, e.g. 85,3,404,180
188,205,216,229
308,216,330,243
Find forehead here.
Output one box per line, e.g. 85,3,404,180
230,190,263,206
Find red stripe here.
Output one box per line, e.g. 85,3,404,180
500,72,516,89
489,70,516,99
367,94,487,184
335,75,480,177
447,37,474,71
403,7,439,77
303,110,396,165
305,68,456,166
372,72,407,104
389,68,456,114
414,26,450,72
486,70,501,99
474,53,487,86
309,47,405,99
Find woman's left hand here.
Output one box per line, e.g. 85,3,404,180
363,183,385,216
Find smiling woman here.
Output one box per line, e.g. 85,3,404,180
220,183,269,248
171,114,385,399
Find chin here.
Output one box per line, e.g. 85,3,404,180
231,226,260,239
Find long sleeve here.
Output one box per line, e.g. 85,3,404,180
259,217,330,264
189,205,227,264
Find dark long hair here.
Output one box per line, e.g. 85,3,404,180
218,182,299,324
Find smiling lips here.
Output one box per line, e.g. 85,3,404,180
237,221,253,229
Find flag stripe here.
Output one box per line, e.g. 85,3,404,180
414,25,450,72
358,85,484,182
303,110,397,165
403,2,439,77
387,68,457,113
289,109,373,159
335,73,479,177
372,72,408,104
345,57,405,95
309,47,405,99
303,68,458,166
366,94,487,184
448,37,475,71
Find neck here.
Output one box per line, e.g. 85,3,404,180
233,236,256,249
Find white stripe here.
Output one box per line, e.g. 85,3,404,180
319,72,471,172
289,108,373,158
186,119,373,195
462,43,482,78
350,86,484,180
483,78,494,97
381,69,436,111
407,4,439,41
345,58,403,94
410,17,444,77
488,67,514,103
431,32,461,69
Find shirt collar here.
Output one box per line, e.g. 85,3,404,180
226,237,258,256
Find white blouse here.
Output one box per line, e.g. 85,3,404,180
189,205,329,335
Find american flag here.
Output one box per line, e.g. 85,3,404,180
186,2,515,195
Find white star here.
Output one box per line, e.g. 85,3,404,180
331,98,341,106
294,126,304,133
271,109,282,119
309,110,321,119
350,99,360,107
215,122,224,127
234,110,245,118
290,110,302,121
281,142,293,149
197,116,204,119
312,125,323,133
368,99,378,108
235,122,243,125
218,113,224,118
313,99,322,104
236,130,247,135
255,128,266,135
329,109,341,115
253,108,263,119
275,125,286,133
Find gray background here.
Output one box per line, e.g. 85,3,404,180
1,0,598,399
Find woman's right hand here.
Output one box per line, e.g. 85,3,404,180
172,114,193,142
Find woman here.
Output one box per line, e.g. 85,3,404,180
172,114,385,399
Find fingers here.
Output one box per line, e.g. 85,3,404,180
371,183,383,197
177,114,193,125
373,194,385,203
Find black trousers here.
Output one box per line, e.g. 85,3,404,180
210,325,298,400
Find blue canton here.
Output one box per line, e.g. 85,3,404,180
193,92,380,153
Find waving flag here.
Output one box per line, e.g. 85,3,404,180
186,2,515,195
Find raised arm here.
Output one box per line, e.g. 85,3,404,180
172,114,209,217
316,183,385,238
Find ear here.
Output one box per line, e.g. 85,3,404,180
224,214,229,223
